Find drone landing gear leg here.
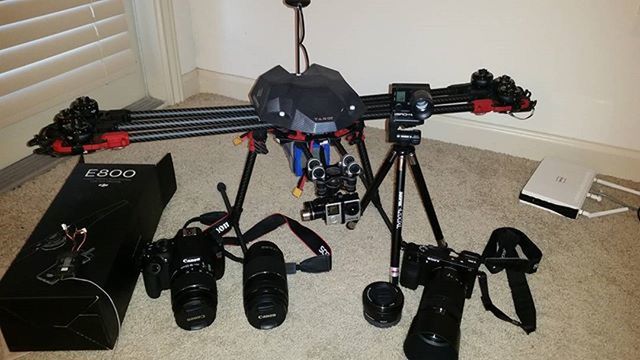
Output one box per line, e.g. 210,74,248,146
229,129,268,253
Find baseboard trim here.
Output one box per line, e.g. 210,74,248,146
181,69,199,99
195,68,640,181
197,69,255,101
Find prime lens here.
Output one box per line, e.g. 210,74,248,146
403,267,467,360
362,281,404,328
243,241,288,330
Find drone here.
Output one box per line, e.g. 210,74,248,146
27,0,537,241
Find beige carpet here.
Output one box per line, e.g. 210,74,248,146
1,94,639,360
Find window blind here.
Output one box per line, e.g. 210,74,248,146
0,0,140,128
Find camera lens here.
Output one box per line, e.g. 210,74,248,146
171,271,218,331
344,201,360,217
362,281,404,328
301,200,325,221
243,241,288,330
169,229,221,331
403,267,466,360
410,89,433,120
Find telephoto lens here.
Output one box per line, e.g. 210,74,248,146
243,241,289,330
362,281,404,328
403,267,467,360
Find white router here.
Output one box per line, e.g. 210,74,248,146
519,157,639,219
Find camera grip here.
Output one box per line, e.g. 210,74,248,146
142,262,163,298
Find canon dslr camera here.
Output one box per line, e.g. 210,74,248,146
141,227,225,330
400,243,481,360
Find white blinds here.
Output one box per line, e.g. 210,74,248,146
0,0,139,128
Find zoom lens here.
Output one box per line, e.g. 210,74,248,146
169,229,220,331
171,270,218,330
403,267,466,360
243,241,288,330
362,281,404,328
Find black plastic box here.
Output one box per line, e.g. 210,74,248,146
0,154,177,351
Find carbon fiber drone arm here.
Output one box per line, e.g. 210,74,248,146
27,69,535,156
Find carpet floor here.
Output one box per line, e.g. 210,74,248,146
1,94,639,360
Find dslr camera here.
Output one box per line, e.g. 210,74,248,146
388,83,434,145
400,243,481,360
301,192,360,225
141,227,225,331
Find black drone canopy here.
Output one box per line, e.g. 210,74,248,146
250,64,365,134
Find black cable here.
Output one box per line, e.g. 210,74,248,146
298,5,309,71
224,249,244,264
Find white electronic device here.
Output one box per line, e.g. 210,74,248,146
520,157,640,219
519,157,596,218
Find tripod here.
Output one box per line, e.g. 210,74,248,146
360,140,446,285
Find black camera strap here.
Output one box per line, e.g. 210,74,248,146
190,211,332,274
478,227,542,334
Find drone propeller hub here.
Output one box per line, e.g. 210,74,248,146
250,64,365,134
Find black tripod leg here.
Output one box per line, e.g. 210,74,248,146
233,150,257,219
360,147,398,214
390,153,407,285
407,152,446,247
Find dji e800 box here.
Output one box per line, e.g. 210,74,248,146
0,154,176,351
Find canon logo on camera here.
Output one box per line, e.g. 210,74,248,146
257,313,277,320
84,169,136,178
182,257,201,264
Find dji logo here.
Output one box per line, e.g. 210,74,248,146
555,176,567,183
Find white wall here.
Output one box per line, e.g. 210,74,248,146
172,0,196,75
183,0,640,179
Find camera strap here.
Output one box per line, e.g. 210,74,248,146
192,211,332,273
478,227,542,334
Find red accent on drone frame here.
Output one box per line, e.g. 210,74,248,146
52,131,130,154
472,98,532,115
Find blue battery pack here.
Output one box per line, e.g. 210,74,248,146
283,141,331,176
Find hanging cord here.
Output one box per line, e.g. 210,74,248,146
297,5,310,71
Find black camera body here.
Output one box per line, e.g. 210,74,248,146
400,243,481,297
301,192,360,225
400,243,482,360
141,227,225,330
388,83,434,145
